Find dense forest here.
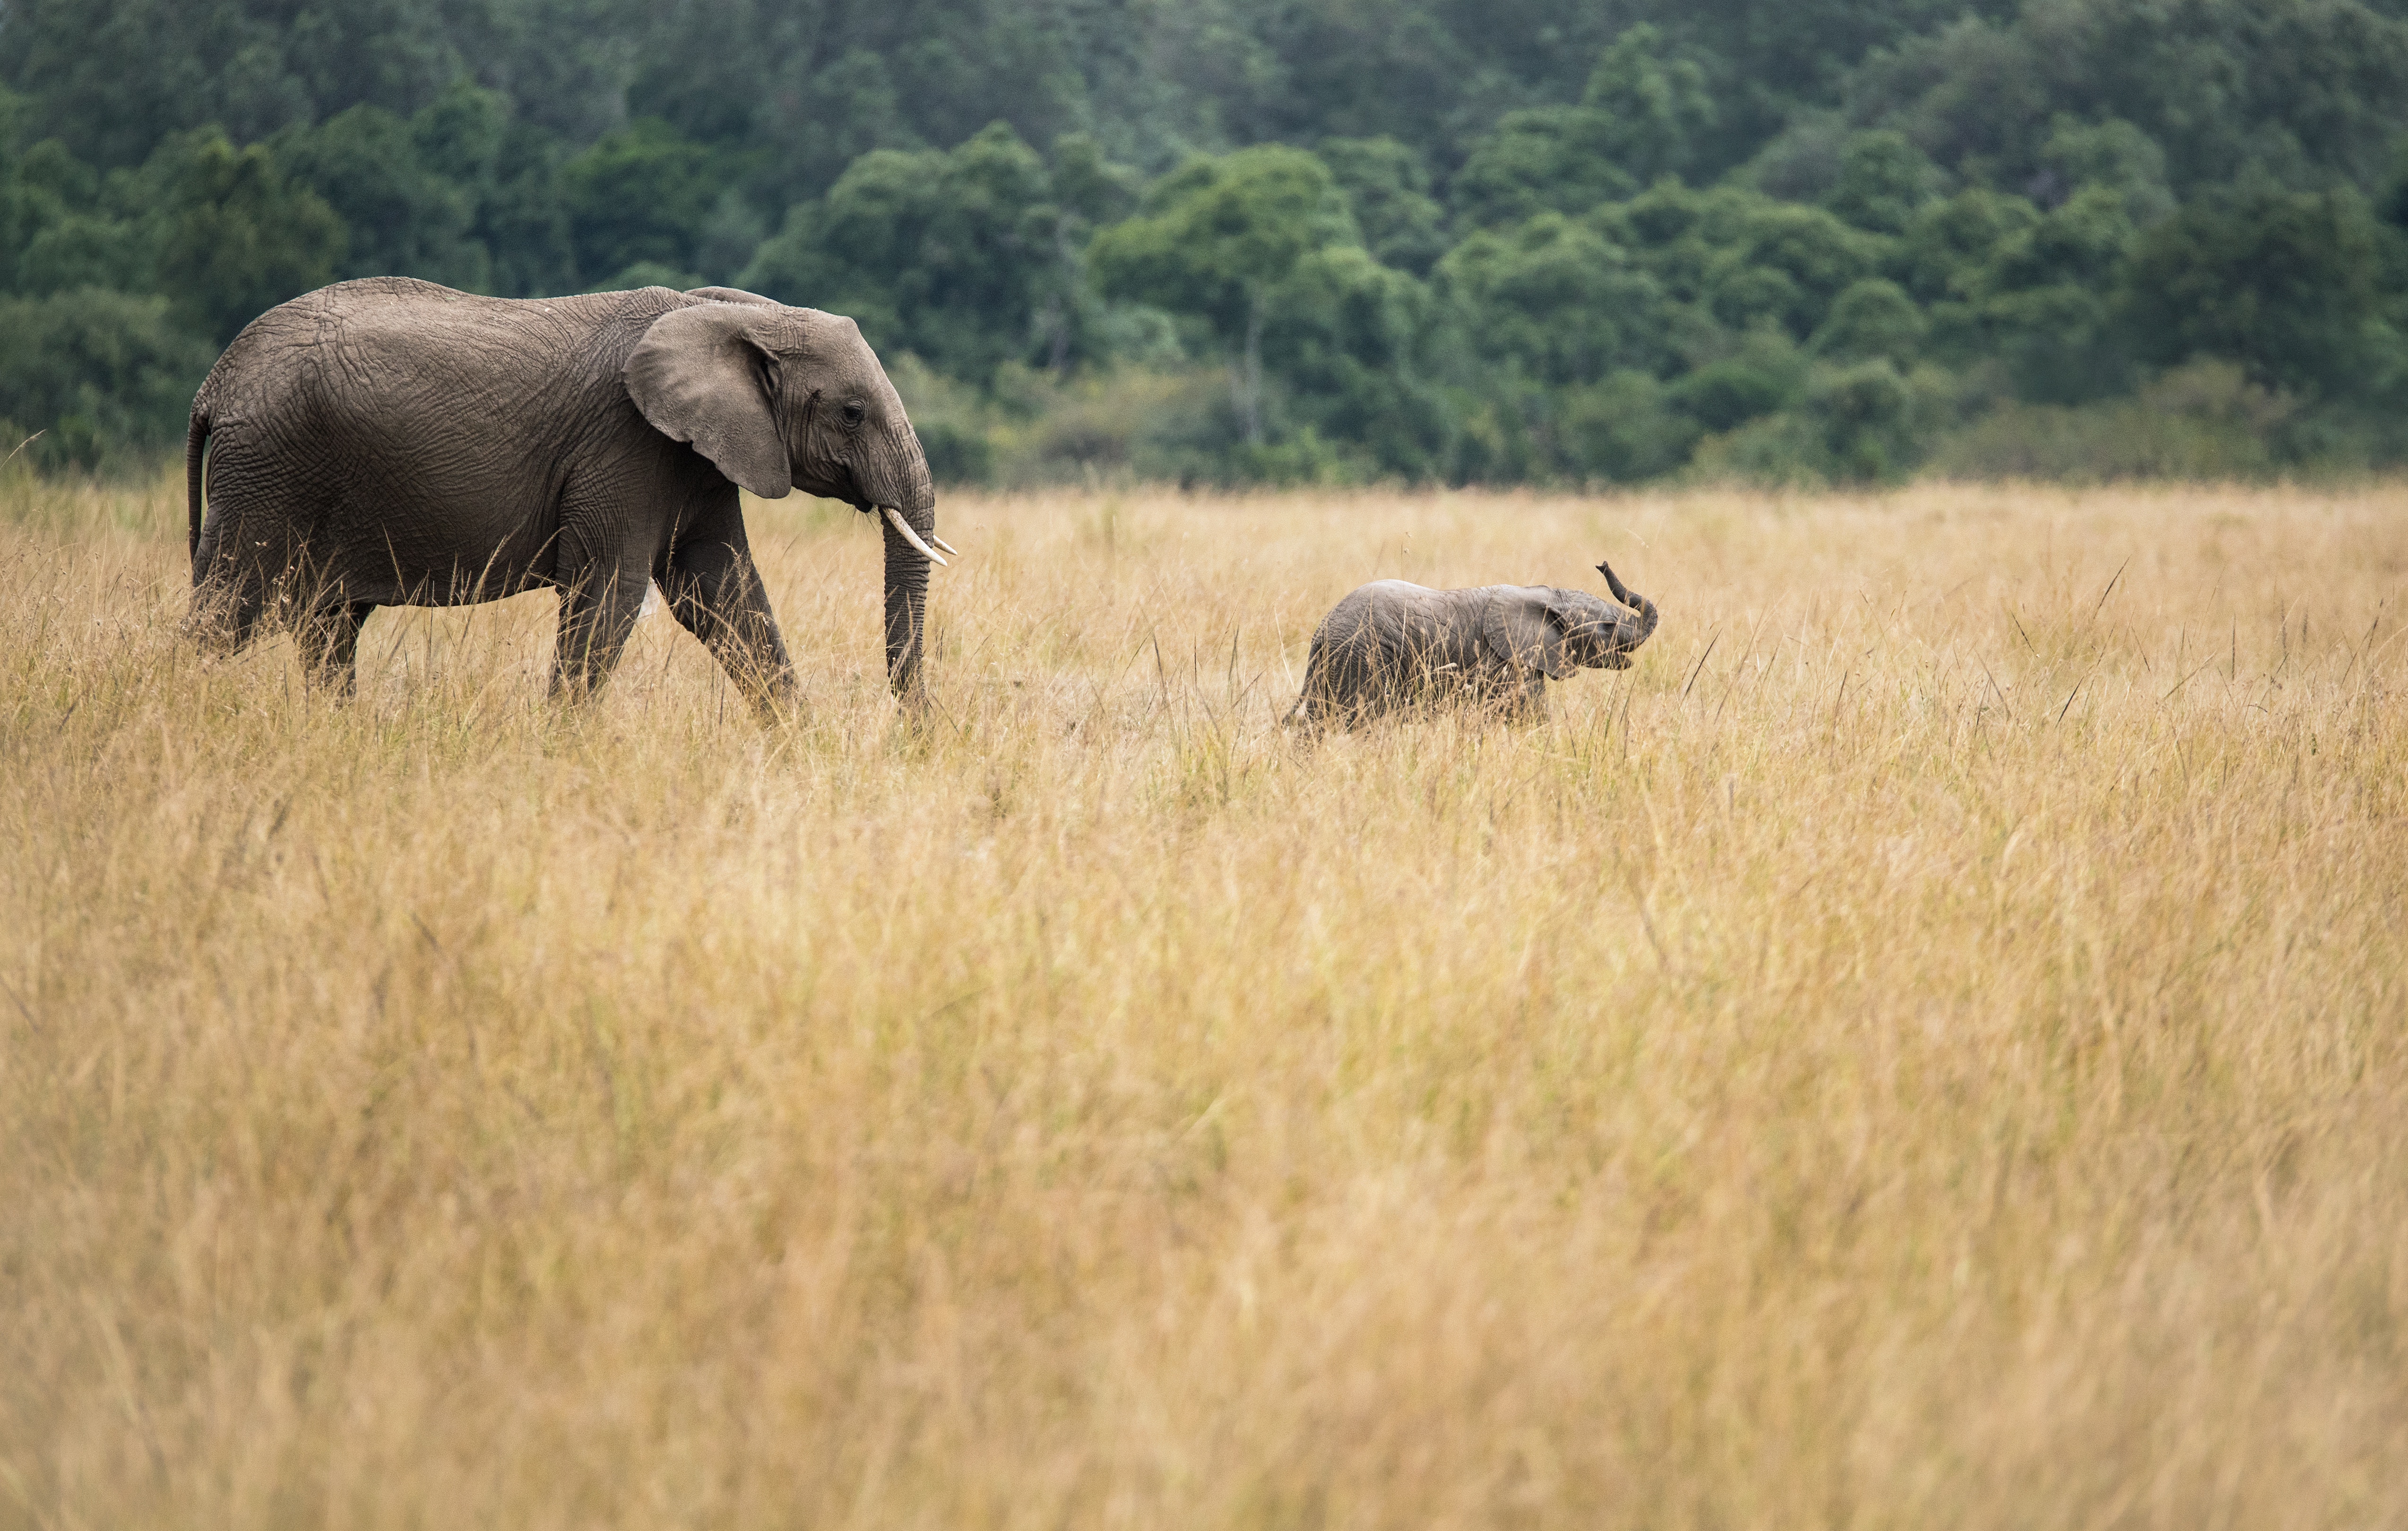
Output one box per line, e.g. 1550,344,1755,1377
4,0,2408,483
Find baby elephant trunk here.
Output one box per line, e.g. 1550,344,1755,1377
1595,559,1659,653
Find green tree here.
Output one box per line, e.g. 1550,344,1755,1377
1706,202,1882,339
1896,188,2040,303
1032,135,1147,374
1437,213,1674,385
741,123,1061,381
0,285,214,469
1580,24,1717,183
0,134,147,297
1666,329,1810,431
276,103,486,289
0,134,70,285
1450,26,1713,229
1450,109,1637,229
410,77,507,189
1821,130,1940,235
405,78,581,296
1982,183,2137,292
14,211,148,296
140,128,346,344
477,116,576,296
1843,1,2408,198
2037,116,2174,225
0,0,633,168
1265,243,1445,477
1049,133,1141,230
1317,137,1448,275
561,118,722,288
1808,358,1917,481
1554,371,1701,483
1812,278,1926,365
1968,183,2141,401
1088,145,1357,444
2125,183,2386,396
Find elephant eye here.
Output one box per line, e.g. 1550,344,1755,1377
842,400,866,428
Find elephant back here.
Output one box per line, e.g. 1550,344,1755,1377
1307,580,1462,701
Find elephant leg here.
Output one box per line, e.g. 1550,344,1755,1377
1289,642,1334,728
186,497,284,661
188,536,293,665
1376,645,1429,721
297,601,374,696
658,529,796,719
188,570,271,661
1312,645,1378,729
1292,685,1345,732
549,562,650,702
1504,673,1549,725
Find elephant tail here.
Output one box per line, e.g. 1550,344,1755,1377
185,407,210,567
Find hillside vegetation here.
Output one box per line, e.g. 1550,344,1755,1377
6,0,2408,481
3,478,2404,1524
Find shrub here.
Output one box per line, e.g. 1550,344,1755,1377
1667,332,1809,432
1812,278,1927,366
1925,360,2300,481
1556,371,1701,483
141,129,346,345
2125,183,2386,398
0,286,213,472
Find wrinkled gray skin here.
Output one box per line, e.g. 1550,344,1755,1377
1290,560,1659,728
185,277,939,713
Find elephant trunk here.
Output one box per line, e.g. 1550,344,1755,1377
877,434,939,698
882,513,930,697
1596,559,1658,653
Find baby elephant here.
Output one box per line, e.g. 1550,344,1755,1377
1290,560,1658,728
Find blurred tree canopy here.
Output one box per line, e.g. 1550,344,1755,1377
4,0,2408,480
743,123,1067,382
1089,145,1359,443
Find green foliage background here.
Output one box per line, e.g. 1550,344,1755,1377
5,0,2408,481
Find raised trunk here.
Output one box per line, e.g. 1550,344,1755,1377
1596,560,1658,651
1617,588,1658,650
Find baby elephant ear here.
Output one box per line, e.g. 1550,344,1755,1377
624,301,792,498
1481,586,1571,679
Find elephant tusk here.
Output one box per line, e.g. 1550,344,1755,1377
930,533,961,558
882,506,947,567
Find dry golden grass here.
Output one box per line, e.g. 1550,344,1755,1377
2,471,2404,1530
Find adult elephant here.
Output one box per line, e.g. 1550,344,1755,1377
185,277,952,713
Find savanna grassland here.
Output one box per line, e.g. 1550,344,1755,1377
2,472,2404,1530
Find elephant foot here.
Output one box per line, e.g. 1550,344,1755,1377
887,685,936,731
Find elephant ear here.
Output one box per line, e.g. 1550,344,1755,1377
624,301,792,498
1481,586,1572,679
